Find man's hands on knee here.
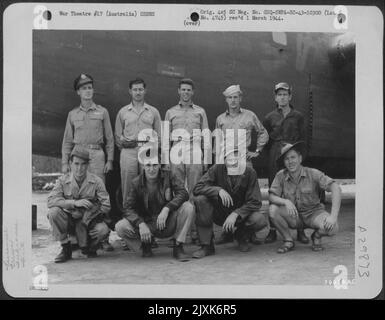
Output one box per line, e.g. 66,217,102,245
157,207,170,231
75,199,93,209
284,200,298,218
223,212,239,233
219,189,233,208
139,222,152,243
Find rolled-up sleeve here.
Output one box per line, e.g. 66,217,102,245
253,113,269,151
47,178,76,209
269,171,284,197
311,169,335,192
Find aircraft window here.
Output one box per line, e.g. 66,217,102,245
272,32,287,46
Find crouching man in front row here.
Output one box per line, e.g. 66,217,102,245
192,148,268,258
115,153,195,262
47,146,111,263
269,141,341,253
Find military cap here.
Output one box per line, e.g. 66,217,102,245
223,84,242,97
274,82,292,93
74,73,94,91
70,146,90,162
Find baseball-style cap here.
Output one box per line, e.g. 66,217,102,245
223,84,242,97
73,73,94,91
70,146,90,162
274,82,292,93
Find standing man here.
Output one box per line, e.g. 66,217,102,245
164,78,210,243
192,148,267,258
62,73,114,251
62,74,114,182
263,82,308,244
214,84,269,245
269,142,341,253
47,147,111,263
115,152,195,261
215,84,269,167
115,78,162,208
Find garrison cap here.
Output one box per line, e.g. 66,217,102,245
223,84,242,97
74,73,94,91
70,146,90,162
274,82,292,93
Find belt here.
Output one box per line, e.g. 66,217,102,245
122,141,149,148
76,143,102,150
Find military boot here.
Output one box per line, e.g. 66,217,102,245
141,242,154,258
172,240,190,262
54,242,72,263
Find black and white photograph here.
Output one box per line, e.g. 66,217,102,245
2,3,383,299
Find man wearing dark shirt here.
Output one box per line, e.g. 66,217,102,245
262,82,308,244
192,149,267,258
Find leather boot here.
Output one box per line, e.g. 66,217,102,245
54,242,72,263
141,242,154,258
172,241,190,262
192,238,215,259
264,229,277,244
234,229,251,252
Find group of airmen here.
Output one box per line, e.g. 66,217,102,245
47,74,342,263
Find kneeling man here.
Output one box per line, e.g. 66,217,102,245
269,141,341,253
47,146,111,263
192,149,267,258
115,154,194,261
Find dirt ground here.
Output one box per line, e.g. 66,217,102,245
32,180,355,285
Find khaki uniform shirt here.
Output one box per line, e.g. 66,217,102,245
269,166,335,217
47,172,111,216
62,103,114,164
215,108,269,152
115,103,161,149
165,103,210,149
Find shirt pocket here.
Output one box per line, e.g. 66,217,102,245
141,111,154,127
89,112,103,121
189,113,201,129
299,186,317,206
72,114,85,130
